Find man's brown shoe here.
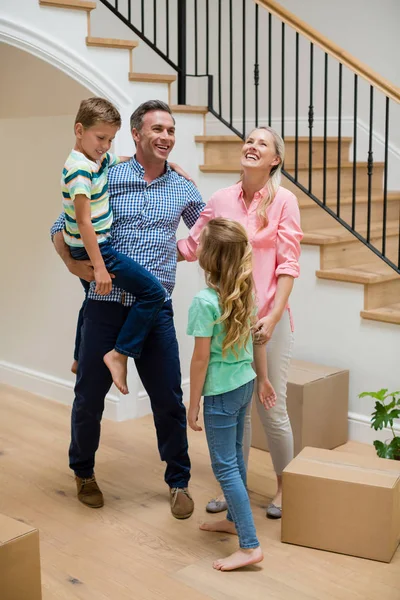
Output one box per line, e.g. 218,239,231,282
170,487,194,519
75,475,104,508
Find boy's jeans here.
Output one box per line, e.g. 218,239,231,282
203,379,259,549
71,242,166,359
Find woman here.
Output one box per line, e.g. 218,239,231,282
178,126,303,520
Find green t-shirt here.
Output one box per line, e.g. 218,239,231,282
187,287,256,396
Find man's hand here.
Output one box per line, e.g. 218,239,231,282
169,162,197,186
66,258,95,282
188,404,202,431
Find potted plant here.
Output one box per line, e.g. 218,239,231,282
359,388,400,460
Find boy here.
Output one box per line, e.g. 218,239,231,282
62,97,166,394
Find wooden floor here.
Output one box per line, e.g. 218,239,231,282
0,384,399,600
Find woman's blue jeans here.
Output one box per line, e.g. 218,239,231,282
71,242,166,360
203,379,259,549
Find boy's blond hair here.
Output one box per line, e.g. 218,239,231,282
75,97,121,129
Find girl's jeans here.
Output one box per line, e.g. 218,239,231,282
204,379,259,549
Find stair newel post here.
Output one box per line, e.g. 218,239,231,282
177,0,187,105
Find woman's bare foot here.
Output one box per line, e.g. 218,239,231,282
272,491,282,507
200,519,237,535
213,546,263,571
103,350,129,395
71,360,78,375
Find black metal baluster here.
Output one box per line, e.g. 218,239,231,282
337,63,343,217
194,0,198,76
153,0,157,45
308,43,314,193
294,32,299,180
323,53,328,205
229,0,233,126
127,0,131,24
281,22,285,140
382,97,389,258
141,0,144,32
166,0,169,58
177,0,186,104
254,3,259,128
115,0,118,10
206,0,209,76
268,12,272,126
218,0,222,116
352,75,358,229
367,86,374,243
242,0,246,137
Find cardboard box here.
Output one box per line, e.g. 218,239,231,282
282,447,400,562
0,513,42,600
251,359,349,456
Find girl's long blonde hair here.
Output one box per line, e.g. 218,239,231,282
243,126,285,229
198,218,254,357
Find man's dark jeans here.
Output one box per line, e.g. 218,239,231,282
69,299,191,488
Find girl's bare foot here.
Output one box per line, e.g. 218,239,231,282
104,350,129,395
213,546,263,571
71,360,78,375
200,519,237,535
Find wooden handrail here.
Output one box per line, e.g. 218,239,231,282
256,0,400,104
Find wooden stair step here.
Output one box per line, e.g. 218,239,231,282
360,303,400,325
200,161,384,173
298,191,400,209
129,72,176,83
195,135,353,143
86,37,139,50
39,0,96,10
316,259,400,284
171,105,208,114
316,262,399,284
303,220,399,245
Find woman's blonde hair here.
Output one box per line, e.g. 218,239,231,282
244,126,285,229
198,218,254,357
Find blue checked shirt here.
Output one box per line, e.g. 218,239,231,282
51,157,205,305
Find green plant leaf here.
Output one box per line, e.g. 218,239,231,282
374,440,391,458
388,437,400,459
359,389,388,401
371,401,400,430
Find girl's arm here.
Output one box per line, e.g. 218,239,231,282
253,343,276,410
188,337,211,431
74,194,112,296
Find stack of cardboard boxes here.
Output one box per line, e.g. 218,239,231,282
252,359,400,562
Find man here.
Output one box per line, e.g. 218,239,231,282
51,100,205,518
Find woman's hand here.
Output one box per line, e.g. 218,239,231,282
188,404,202,431
169,162,197,186
257,378,277,410
253,314,279,344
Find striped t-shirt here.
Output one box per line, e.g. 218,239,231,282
61,149,120,247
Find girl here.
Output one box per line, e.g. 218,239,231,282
179,126,303,519
187,218,276,571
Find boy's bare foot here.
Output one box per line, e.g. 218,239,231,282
200,519,237,535
104,350,129,395
71,360,78,375
213,546,263,571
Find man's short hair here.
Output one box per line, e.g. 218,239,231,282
130,100,174,131
75,97,121,129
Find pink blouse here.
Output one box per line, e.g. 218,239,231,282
177,183,303,330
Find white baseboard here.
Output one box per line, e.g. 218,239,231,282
348,411,400,445
0,360,190,422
